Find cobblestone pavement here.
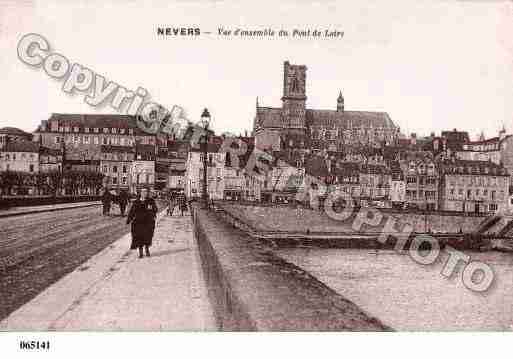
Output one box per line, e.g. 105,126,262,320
0,205,133,321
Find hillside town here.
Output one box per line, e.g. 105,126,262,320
1,62,512,215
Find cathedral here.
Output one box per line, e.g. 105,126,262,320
253,61,400,152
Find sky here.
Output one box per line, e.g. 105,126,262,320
1,0,512,140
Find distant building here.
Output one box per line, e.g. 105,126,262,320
132,144,156,193
389,162,406,206
253,61,399,152
399,152,439,211
0,141,39,173
185,143,225,200
39,146,63,173
0,127,33,149
100,145,134,191
438,159,509,213
168,166,186,192
34,113,157,161
455,128,513,184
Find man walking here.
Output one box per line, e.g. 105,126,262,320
167,192,176,216
101,188,112,216
118,190,129,217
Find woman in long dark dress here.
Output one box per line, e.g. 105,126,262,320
126,189,158,258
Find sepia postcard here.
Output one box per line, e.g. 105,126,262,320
1,0,512,357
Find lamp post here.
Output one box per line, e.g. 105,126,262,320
200,108,211,208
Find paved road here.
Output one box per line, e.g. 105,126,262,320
0,205,134,321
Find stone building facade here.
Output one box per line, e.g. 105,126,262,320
33,114,157,161
399,152,439,211
438,159,509,213
99,145,135,190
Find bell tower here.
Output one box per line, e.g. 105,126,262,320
281,61,307,129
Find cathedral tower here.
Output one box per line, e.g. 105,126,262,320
281,61,307,129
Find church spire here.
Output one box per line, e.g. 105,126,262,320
337,91,344,112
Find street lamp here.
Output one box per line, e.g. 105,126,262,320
200,108,211,208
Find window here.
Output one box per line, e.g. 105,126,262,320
54,137,61,144
122,177,127,185
103,138,108,145
94,128,99,133
120,129,125,134
85,127,90,133
102,165,108,172
112,128,117,134
73,127,79,133
84,136,90,144
29,164,34,172
467,190,471,199
489,203,498,211
112,177,118,184
129,129,134,135
94,137,99,145
123,165,127,173
407,176,416,184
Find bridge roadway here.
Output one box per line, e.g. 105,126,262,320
0,205,131,321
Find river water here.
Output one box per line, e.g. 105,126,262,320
276,248,513,331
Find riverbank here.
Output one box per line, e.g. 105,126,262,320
215,203,494,251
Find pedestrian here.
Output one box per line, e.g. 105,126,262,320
178,191,187,216
167,192,176,216
101,188,112,216
126,188,158,258
118,189,129,217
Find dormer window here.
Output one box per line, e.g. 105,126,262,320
85,127,90,133
112,128,117,134
94,128,99,133
103,128,109,133
73,127,79,133
120,129,125,135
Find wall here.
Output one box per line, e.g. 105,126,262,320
191,204,390,331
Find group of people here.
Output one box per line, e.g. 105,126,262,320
101,189,130,216
167,191,188,216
